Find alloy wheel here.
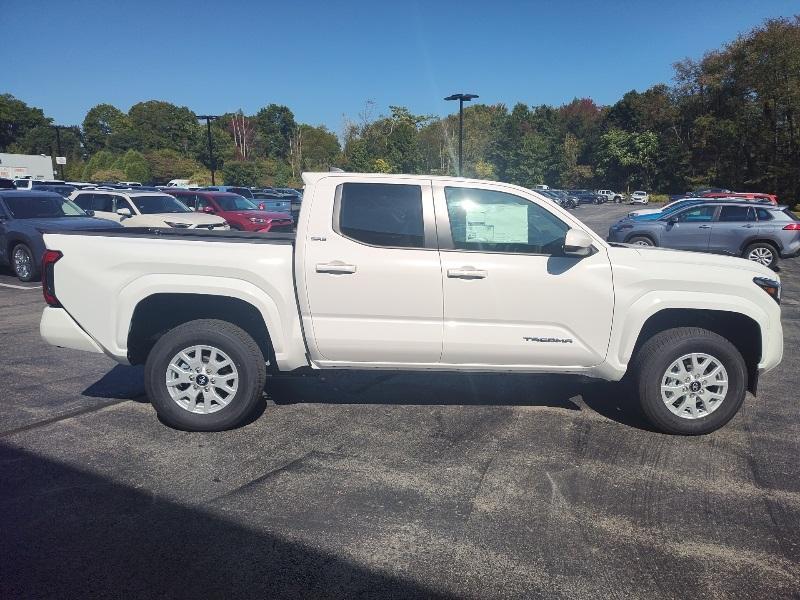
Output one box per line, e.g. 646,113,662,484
165,345,239,414
660,353,728,419
13,247,32,280
747,247,774,266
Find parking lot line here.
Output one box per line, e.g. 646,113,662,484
0,282,39,290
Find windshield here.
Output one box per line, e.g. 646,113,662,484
3,195,87,218
214,194,258,211
131,195,192,214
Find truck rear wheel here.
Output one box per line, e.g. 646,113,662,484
630,327,747,435
144,319,267,431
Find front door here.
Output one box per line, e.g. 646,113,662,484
663,205,716,251
301,176,443,365
435,183,614,368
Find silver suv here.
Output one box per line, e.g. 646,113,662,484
607,201,800,268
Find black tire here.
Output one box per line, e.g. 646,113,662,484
627,235,656,247
144,319,267,431
630,327,747,435
743,242,779,269
11,243,38,282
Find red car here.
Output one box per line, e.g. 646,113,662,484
168,190,294,232
702,191,778,205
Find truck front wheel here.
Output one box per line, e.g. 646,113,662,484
630,327,747,435
144,319,267,431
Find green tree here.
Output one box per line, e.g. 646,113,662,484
253,104,297,160
113,149,151,182
221,160,267,186
0,94,49,151
145,149,202,183
89,168,127,182
127,101,199,153
82,150,116,180
82,104,130,154
299,124,341,170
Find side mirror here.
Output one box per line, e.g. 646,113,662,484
116,207,132,218
85,209,95,216
563,228,593,257
668,217,678,225
202,206,215,214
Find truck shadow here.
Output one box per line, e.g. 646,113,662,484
82,364,147,401
267,371,656,432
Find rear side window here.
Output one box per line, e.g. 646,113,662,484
72,193,93,210
756,208,775,221
718,206,754,222
336,183,424,248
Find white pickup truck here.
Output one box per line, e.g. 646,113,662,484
39,172,784,435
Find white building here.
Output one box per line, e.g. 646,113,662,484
0,153,56,180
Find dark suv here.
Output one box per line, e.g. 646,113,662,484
568,189,605,205
607,201,800,268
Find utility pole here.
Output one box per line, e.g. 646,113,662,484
444,93,478,176
197,115,220,184
52,125,66,180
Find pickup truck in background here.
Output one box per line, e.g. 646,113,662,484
40,172,783,435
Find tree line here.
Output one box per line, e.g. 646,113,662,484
0,16,797,205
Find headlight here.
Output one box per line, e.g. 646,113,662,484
164,221,191,228
753,277,781,304
248,217,270,224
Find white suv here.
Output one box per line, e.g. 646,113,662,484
70,190,229,229
630,191,649,204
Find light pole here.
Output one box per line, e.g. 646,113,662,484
51,125,67,180
197,115,220,184
444,93,478,176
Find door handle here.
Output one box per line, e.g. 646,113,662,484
447,267,488,279
742,224,754,228
698,225,712,229
316,261,357,274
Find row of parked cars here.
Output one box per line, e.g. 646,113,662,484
607,196,799,268
0,178,301,281
535,187,651,207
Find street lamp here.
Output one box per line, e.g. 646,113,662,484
444,93,478,177
197,115,220,185
51,125,69,180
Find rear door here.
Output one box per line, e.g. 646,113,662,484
663,205,716,251
709,205,756,256
301,177,443,365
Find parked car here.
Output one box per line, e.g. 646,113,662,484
597,189,624,203
252,191,292,214
70,190,229,230
702,191,778,205
31,184,76,198
1,178,16,189
40,172,783,435
538,189,578,209
568,189,605,204
118,181,142,187
0,191,121,281
607,201,800,268
629,196,773,218
669,188,731,202
168,190,293,232
201,185,254,199
629,191,649,204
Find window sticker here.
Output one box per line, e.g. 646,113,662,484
463,203,528,244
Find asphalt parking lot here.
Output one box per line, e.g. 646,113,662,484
1,203,798,599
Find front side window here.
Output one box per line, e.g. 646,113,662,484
444,187,568,254
337,183,424,248
676,206,716,222
93,194,115,212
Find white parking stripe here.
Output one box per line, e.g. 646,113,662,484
0,282,39,290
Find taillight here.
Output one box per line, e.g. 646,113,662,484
783,223,800,230
42,250,62,307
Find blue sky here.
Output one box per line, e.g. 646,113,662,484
3,0,797,134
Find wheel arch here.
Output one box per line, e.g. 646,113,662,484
628,308,762,394
127,293,274,367
740,237,782,255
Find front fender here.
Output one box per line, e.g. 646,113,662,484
608,290,772,372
